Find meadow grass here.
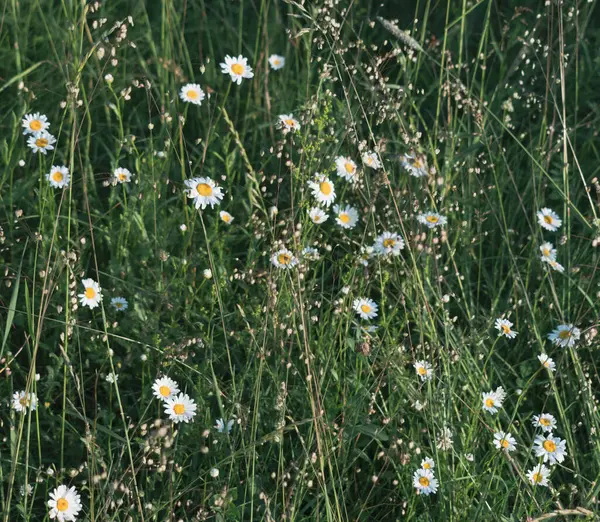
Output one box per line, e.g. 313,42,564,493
1,0,600,520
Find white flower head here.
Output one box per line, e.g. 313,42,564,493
184,177,224,210
537,208,562,231
27,131,56,154
78,278,102,309
308,174,336,207
268,54,285,70
362,151,381,170
534,433,567,465
352,298,378,320
278,114,300,132
548,324,581,348
271,248,298,269
164,392,197,423
417,212,447,229
335,156,359,182
152,376,180,401
537,353,556,372
113,167,132,184
542,257,565,273
48,485,82,521
413,468,438,495
110,297,128,312
309,207,328,224
373,231,405,256
46,166,70,189
495,318,517,339
22,112,50,135
414,360,433,381
420,457,435,470
301,247,320,261
540,242,557,261
482,386,506,414
179,83,205,105
436,427,453,451
527,464,551,487
12,391,38,413
220,55,254,84
220,211,234,224
215,418,234,433
532,413,557,433
401,153,428,177
493,431,517,452
334,204,359,229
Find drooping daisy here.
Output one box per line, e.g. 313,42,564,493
278,114,300,132
12,391,38,413
48,484,82,521
493,431,517,453
113,167,132,184
542,257,565,273
220,211,234,224
481,386,506,414
268,54,285,70
309,207,328,224
413,468,438,495
373,231,405,256
417,212,447,229
307,174,336,207
215,418,234,433
353,298,378,320
537,208,562,232
495,318,518,339
537,353,556,372
334,204,359,229
78,278,102,309
110,297,128,312
527,464,551,487
179,83,205,105
27,131,56,154
46,166,70,189
22,112,50,135
152,376,180,401
184,177,224,210
401,153,428,178
164,392,197,423
335,156,359,182
220,55,254,84
414,360,433,381
361,151,381,170
301,247,320,261
420,458,435,470
532,413,557,433
533,433,567,465
539,242,557,261
548,324,581,348
271,248,298,269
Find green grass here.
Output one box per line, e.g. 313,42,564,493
1,0,600,520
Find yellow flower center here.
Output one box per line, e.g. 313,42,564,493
339,213,350,224
319,182,332,195
423,462,431,469
532,472,543,483
367,157,373,165
197,183,213,197
426,215,439,223
231,63,244,75
278,253,292,265
360,304,371,313
383,239,395,248
344,162,355,174
118,173,127,181
418,477,430,487
159,386,171,397
52,171,64,182
501,439,510,448
539,417,551,426
543,361,551,367
85,287,96,299
173,403,185,415
543,440,556,452
417,366,427,375
501,324,511,334
413,158,423,169
543,215,553,224
35,137,48,148
187,89,199,100
57,498,69,512
558,329,571,339
274,59,280,65
222,213,231,222
285,119,295,127
313,215,321,222
485,398,495,408
30,119,42,131
542,248,550,256
19,396,28,407
115,302,123,308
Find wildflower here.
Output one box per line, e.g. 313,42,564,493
220,211,234,224
537,208,562,232
534,434,567,464
105,372,118,384
334,204,359,229
362,152,381,170
532,413,557,433
542,257,565,273
12,391,37,413
215,418,234,434
271,248,298,269
495,318,518,339
358,245,374,266
48,485,82,521
179,83,205,105
110,297,128,311
27,131,56,154
22,112,50,135
414,360,433,381
309,207,328,224
493,431,517,453
413,468,438,495
420,458,435,470
417,212,447,229
220,55,254,84
78,278,102,309
164,393,197,423
437,427,453,450
301,247,320,261
527,464,551,487
113,167,132,184
278,114,300,132
548,324,581,348
152,376,180,401
203,269,213,279
481,386,506,414
20,484,33,497
540,242,557,261
184,177,224,210
537,353,556,372
308,174,336,207
46,166,70,189
373,231,405,256
401,153,428,177
210,468,220,478
335,156,358,182
353,298,378,320
268,54,285,70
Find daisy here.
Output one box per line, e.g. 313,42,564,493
110,297,128,312
362,152,381,170
152,376,180,401
22,112,50,135
12,391,37,413
278,114,300,132
184,177,224,210
417,212,447,229
334,204,359,229
271,248,298,269
414,360,433,381
78,278,102,309
220,211,234,224
220,55,254,84
113,167,132,184
268,54,285,70
542,258,565,273
373,231,405,256
537,353,556,372
46,166,70,189
548,324,581,348
527,464,551,487
353,298,378,320
164,392,197,423
540,242,557,261
482,386,506,414
532,413,557,433
335,156,359,182
309,207,328,224
27,131,56,154
358,245,374,266
48,485,82,521
420,458,435,470
537,208,562,231
495,318,518,339
301,247,320,261
493,431,517,452
401,153,428,178
179,83,205,105
413,468,438,495
215,418,234,433
307,174,336,207
534,433,567,465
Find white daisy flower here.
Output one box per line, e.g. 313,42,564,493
362,152,381,170
152,376,180,401
420,457,435,470
537,208,562,231
540,242,557,261
401,153,428,177
12,391,37,413
527,464,551,487
78,278,102,309
537,353,556,372
113,167,132,184
335,156,359,182
307,174,336,207
271,248,298,269
352,298,378,320
334,204,359,229
542,257,565,273
105,372,118,384
301,247,320,261
532,413,557,433
309,207,328,224
220,211,234,224
495,318,518,339
533,433,567,465
373,231,405,256
278,114,300,132
417,212,447,229
414,360,433,381
22,112,50,135
220,55,254,84
184,177,224,210
413,468,438,495
215,418,234,433
110,297,128,312
548,324,581,348
493,431,517,452
179,83,205,105
46,166,70,189
268,54,285,70
164,392,197,423
482,386,506,414
48,484,82,521
27,131,56,154
358,245,374,266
